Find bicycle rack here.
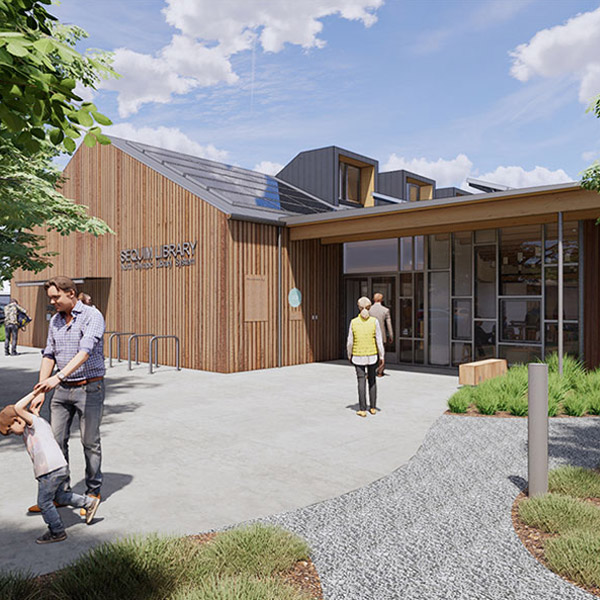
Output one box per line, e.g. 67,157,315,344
148,335,180,374
127,334,155,371
108,332,135,367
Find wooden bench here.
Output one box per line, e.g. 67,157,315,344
459,358,508,386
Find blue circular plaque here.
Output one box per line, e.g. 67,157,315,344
288,288,302,308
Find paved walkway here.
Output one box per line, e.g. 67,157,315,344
0,347,457,575
264,415,600,599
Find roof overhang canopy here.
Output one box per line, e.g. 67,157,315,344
285,183,600,244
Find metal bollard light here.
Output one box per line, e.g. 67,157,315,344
528,362,549,497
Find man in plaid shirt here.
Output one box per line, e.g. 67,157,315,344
30,276,106,515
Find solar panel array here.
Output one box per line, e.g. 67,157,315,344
129,142,334,216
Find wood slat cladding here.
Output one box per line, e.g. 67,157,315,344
584,220,600,369
13,143,343,373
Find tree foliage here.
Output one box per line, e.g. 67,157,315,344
0,0,117,280
581,94,600,195
0,0,118,154
0,135,114,281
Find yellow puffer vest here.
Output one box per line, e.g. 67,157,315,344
351,316,377,356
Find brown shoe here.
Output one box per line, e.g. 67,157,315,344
369,408,377,415
28,501,67,514
356,410,367,418
80,493,101,517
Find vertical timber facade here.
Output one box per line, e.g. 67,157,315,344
13,143,342,373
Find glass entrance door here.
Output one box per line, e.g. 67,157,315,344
343,277,398,363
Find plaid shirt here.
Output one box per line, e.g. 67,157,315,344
43,301,106,381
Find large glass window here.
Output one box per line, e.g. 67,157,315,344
453,232,472,296
400,237,413,271
429,233,449,270
545,323,579,357
498,345,542,364
544,265,578,321
500,225,542,295
429,271,450,365
545,221,579,264
475,245,496,318
343,239,398,273
414,236,424,270
500,299,541,343
453,299,471,340
474,320,495,359
339,162,361,203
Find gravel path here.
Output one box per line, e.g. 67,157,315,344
263,414,600,599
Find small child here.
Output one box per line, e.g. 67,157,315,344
0,391,100,544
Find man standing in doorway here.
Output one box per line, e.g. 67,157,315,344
29,276,106,514
4,298,29,356
370,293,394,376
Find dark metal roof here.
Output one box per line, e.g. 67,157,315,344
108,137,337,224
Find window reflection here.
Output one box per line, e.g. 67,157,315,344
343,238,398,273
474,320,495,359
545,265,578,320
545,221,579,264
500,225,542,295
500,299,541,343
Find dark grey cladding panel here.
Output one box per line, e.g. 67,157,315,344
378,171,407,199
108,136,334,222
435,187,472,199
277,147,337,205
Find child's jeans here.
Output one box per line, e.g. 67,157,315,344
38,465,90,534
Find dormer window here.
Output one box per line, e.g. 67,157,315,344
339,162,361,203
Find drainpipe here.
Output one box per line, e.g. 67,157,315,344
278,226,282,368
558,212,563,375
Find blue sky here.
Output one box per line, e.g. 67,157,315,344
51,0,600,190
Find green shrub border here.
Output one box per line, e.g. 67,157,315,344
448,353,599,417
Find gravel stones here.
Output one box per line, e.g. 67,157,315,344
261,415,600,599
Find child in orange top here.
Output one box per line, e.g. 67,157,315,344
0,391,100,544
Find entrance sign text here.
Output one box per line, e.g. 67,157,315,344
120,241,197,271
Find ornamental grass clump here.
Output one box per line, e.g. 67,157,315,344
549,466,600,499
562,392,589,417
545,531,600,589
171,575,311,600
548,372,570,417
197,524,310,578
447,386,472,413
0,570,39,600
519,493,600,535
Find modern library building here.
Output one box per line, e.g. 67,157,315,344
12,138,600,372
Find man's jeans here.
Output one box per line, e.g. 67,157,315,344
354,363,377,411
38,465,91,534
51,379,105,496
4,324,18,355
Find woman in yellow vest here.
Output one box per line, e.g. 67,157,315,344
346,297,385,417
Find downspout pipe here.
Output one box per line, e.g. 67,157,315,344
278,226,282,368
558,212,564,375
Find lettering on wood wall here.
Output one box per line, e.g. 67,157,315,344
120,241,198,271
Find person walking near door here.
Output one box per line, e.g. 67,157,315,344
4,298,29,356
369,293,393,376
347,296,385,417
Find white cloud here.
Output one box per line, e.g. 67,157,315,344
162,0,382,53
470,165,572,190
254,161,284,175
105,123,229,162
510,7,600,103
382,153,572,190
101,44,237,118
104,0,383,115
582,150,598,162
382,154,473,188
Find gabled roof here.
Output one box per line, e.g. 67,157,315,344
108,137,337,225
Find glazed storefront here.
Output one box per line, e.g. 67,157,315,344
342,222,581,367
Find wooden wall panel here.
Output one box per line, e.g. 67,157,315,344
12,143,229,372
584,220,600,369
226,222,342,372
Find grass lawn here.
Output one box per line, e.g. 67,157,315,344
517,466,600,593
448,353,600,417
0,324,4,343
0,524,318,600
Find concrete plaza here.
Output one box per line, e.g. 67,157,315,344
0,347,458,575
